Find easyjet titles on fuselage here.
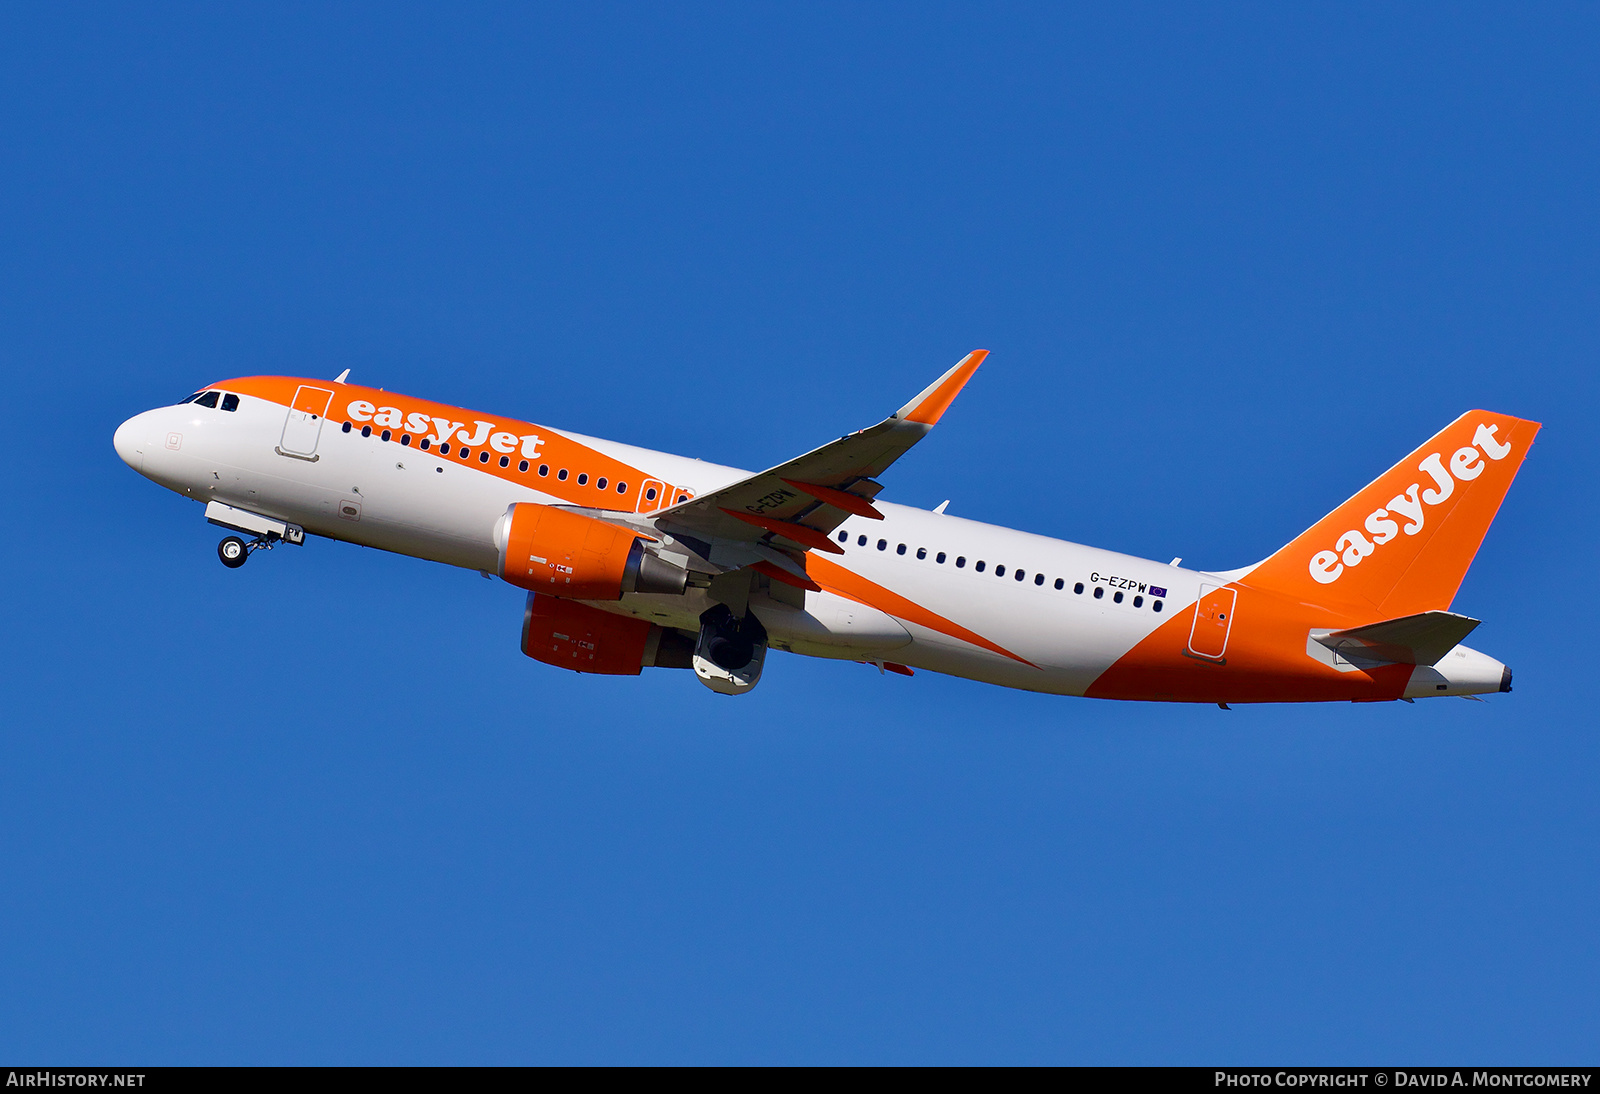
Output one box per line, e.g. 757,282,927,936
345,398,547,460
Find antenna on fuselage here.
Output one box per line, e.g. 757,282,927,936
933,500,950,514
334,368,351,383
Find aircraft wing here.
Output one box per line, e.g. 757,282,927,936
648,350,986,568
1314,610,1481,666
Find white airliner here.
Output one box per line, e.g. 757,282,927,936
113,352,1538,703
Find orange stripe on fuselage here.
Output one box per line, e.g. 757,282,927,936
805,554,1036,667
1085,580,1412,703
222,376,694,513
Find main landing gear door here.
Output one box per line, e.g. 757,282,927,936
1187,583,1237,662
277,385,335,461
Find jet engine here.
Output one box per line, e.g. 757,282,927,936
496,502,688,600
521,592,696,675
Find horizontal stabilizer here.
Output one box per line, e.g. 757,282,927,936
1314,610,1480,666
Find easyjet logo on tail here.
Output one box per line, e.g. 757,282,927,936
1308,423,1514,585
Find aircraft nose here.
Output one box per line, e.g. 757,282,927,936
113,413,148,472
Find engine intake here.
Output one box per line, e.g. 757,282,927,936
496,502,687,600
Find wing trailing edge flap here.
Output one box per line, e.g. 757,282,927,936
646,350,988,567
1313,610,1481,667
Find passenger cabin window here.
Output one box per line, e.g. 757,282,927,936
916,548,926,560
195,391,220,409
838,531,848,542
858,535,868,546
896,544,906,555
1113,591,1124,603
975,561,986,572
936,552,946,564
577,473,589,485
1054,578,1064,590
956,556,966,568
1093,586,1104,599
597,477,608,490
877,539,887,551
1074,582,1084,594
558,469,568,480
221,393,239,412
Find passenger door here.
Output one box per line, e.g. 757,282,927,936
278,385,334,460
1187,583,1237,661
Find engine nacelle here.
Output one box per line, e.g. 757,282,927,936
496,502,687,600
521,592,696,675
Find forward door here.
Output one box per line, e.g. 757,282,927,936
278,385,334,460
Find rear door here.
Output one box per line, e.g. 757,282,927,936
1187,583,1237,661
278,385,334,460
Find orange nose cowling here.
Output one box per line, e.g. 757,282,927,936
499,502,642,600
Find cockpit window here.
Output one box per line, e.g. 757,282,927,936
220,393,239,412
179,392,203,404
194,391,220,408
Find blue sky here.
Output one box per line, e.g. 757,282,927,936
1,3,1595,1063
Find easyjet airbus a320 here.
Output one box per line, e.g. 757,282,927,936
113,352,1538,703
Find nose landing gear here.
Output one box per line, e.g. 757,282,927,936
216,534,277,569
207,502,304,570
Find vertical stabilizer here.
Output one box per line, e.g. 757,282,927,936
1242,411,1540,617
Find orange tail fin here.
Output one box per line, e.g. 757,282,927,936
1242,411,1541,617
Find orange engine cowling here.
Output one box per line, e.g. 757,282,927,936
521,593,695,675
495,502,688,600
